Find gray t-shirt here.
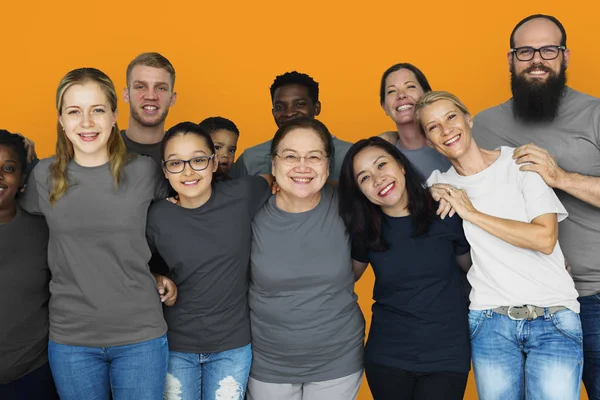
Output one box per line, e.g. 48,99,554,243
473,88,600,296
0,207,50,383
121,130,163,166
20,156,169,347
395,142,452,179
229,137,353,180
146,176,271,354
249,184,365,383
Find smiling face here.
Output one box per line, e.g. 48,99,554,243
0,145,24,217
124,65,177,127
272,84,320,128
210,129,238,174
59,81,117,165
163,133,218,209
419,99,474,161
382,68,426,126
353,145,409,216
271,127,329,200
509,18,569,85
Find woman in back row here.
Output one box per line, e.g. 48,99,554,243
378,63,450,178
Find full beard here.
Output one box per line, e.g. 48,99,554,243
510,63,567,123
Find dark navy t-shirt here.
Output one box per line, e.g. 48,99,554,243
352,213,471,374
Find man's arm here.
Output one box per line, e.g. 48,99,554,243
513,144,600,208
555,172,600,208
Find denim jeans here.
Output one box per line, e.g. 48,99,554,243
48,334,168,400
580,294,600,400
469,308,583,400
164,343,252,400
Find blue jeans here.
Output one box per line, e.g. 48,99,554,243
48,334,168,400
580,294,600,400
164,343,252,400
469,308,583,400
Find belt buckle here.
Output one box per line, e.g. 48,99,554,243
507,305,529,320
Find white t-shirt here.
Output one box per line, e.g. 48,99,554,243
427,147,580,312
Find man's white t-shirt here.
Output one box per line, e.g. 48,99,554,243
427,147,580,312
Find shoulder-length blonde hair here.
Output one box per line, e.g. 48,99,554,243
50,68,128,206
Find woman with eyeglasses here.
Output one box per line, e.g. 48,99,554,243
246,117,365,400
146,122,274,400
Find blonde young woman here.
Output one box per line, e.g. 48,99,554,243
20,68,175,400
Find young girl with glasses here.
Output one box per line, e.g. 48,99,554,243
146,122,273,400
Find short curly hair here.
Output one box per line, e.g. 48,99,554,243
270,71,319,104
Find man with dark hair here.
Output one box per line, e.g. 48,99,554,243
229,71,352,180
474,14,600,399
121,52,177,165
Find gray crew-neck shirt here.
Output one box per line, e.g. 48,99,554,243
249,184,365,383
121,130,163,166
0,207,50,383
146,176,271,354
229,137,353,180
395,142,452,179
473,88,600,296
19,156,169,347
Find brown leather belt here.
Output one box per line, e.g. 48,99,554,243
493,305,567,320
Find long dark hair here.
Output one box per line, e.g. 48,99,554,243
338,137,436,252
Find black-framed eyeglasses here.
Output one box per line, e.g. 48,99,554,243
275,152,327,166
510,45,566,61
162,154,215,173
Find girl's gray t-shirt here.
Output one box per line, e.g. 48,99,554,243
249,184,365,383
20,156,168,347
146,176,271,354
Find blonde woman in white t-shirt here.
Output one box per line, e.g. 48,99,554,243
414,91,583,400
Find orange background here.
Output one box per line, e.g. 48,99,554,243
3,1,597,398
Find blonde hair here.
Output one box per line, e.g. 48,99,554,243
50,68,128,206
126,52,176,89
414,91,472,127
